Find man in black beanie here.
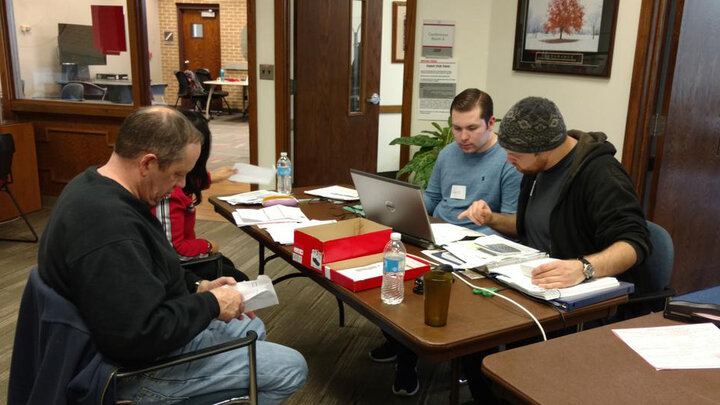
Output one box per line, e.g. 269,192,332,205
460,96,651,293
457,96,652,404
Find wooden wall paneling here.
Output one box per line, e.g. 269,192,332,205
0,121,41,221
30,117,122,196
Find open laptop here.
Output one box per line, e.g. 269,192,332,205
350,169,437,249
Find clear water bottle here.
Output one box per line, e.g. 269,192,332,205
276,152,292,195
220,68,225,82
381,232,406,305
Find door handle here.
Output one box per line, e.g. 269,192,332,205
184,60,190,65
366,93,380,105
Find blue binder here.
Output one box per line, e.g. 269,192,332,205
664,284,720,326
550,281,635,311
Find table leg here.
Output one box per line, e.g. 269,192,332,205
258,243,279,276
450,358,460,405
205,84,216,119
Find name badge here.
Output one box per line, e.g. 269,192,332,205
450,185,466,200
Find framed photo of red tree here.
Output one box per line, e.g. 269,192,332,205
512,0,619,77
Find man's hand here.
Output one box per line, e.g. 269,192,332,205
210,287,246,322
211,166,237,183
196,276,236,293
531,259,585,289
458,200,493,226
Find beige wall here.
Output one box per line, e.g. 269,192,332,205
408,0,641,158
156,0,248,108
255,0,276,189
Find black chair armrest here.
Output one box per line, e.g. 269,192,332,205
181,253,222,267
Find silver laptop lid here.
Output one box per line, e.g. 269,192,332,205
350,169,435,247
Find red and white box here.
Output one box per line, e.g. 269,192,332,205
293,218,391,273
323,253,431,292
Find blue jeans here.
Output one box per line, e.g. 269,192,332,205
116,318,307,404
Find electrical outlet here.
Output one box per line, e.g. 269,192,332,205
259,64,275,80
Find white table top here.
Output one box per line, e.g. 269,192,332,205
203,79,248,86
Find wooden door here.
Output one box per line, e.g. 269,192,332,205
178,5,221,76
651,0,720,293
293,0,382,186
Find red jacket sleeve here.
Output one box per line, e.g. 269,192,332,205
154,188,210,259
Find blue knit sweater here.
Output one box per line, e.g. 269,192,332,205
422,142,521,235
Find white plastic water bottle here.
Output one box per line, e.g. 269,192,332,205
276,152,292,195
381,232,406,305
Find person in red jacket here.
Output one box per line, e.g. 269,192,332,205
153,110,248,281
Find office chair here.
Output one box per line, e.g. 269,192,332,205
174,70,206,111
59,82,84,100
70,81,108,101
8,267,258,405
626,220,675,312
0,133,38,243
195,68,232,116
181,253,224,279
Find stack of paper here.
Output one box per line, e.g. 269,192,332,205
304,185,359,201
232,205,308,227
218,190,285,205
430,223,483,246
228,275,279,312
441,239,547,270
490,257,620,301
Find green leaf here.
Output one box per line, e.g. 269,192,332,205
389,135,442,147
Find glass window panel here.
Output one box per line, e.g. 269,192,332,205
349,0,364,113
191,24,203,38
7,0,133,104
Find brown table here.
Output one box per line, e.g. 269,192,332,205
482,312,720,405
210,187,626,404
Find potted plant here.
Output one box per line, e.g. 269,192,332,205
389,116,453,190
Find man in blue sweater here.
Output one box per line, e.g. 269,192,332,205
370,90,522,397
423,88,521,235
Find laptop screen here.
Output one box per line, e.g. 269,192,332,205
350,169,435,247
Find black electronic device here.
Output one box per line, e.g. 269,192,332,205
58,23,107,80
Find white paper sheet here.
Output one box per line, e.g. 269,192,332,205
430,223,482,246
232,205,308,227
218,190,284,205
304,186,359,201
228,275,279,312
228,163,276,184
613,323,720,370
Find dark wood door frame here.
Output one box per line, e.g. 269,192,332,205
273,0,417,170
621,0,677,207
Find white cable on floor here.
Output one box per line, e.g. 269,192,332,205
452,272,547,341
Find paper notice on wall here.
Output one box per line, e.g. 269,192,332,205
422,20,455,58
418,59,457,121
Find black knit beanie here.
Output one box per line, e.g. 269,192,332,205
498,97,567,153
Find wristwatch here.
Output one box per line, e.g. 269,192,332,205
579,256,595,280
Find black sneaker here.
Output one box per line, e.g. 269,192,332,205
392,365,420,396
368,340,397,363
